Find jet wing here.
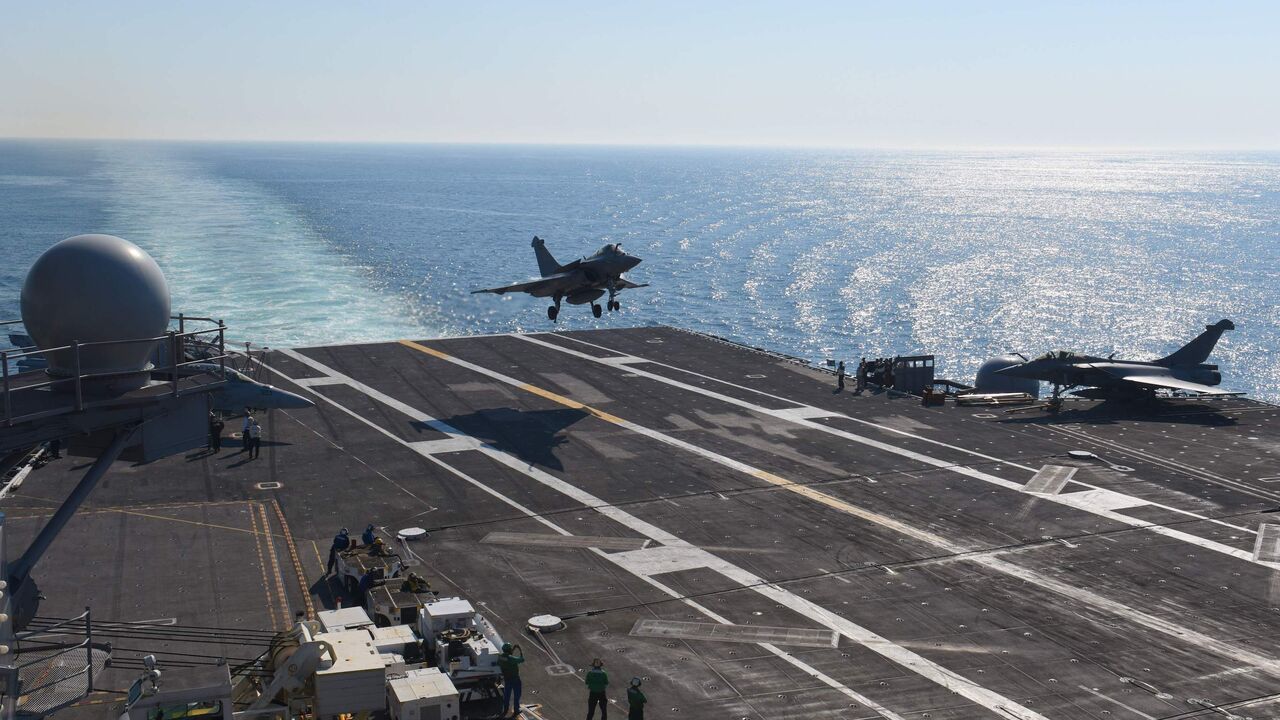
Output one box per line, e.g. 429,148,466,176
615,279,649,290
1116,375,1244,396
471,271,575,295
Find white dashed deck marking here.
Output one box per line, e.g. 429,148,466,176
1023,465,1077,495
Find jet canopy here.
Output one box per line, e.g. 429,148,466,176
1034,351,1084,362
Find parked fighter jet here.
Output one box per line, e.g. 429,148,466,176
189,363,315,412
472,237,646,321
997,319,1240,403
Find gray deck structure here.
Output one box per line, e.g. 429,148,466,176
6,326,1280,719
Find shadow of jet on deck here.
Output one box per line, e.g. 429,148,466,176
998,399,1240,427
414,407,590,472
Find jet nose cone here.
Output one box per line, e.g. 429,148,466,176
626,256,642,269
276,389,316,410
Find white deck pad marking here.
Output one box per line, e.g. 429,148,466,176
389,339,1280,677
521,334,1263,559
630,619,839,648
409,437,481,454
269,349,1048,720
481,531,650,552
290,375,348,387
1023,465,1077,495
1253,524,1280,565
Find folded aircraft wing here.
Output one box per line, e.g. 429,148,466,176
471,271,575,295
1118,375,1244,396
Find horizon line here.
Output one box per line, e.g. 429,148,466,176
2,136,1278,154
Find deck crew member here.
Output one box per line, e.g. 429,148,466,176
585,658,609,720
358,569,376,597
626,677,645,720
369,536,391,556
856,357,867,393
248,419,262,459
400,572,430,593
362,523,377,546
209,412,224,453
327,527,350,574
497,642,524,718
242,411,255,452
835,360,846,392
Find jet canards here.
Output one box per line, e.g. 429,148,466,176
997,319,1240,402
472,236,646,321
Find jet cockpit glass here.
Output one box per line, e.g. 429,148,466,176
1034,351,1078,362
224,368,252,382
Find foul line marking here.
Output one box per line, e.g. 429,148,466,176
269,347,1046,720
395,337,1280,678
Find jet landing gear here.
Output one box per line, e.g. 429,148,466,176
607,300,620,312
548,295,563,322
592,303,603,319
1046,383,1065,413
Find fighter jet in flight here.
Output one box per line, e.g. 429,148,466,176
997,319,1241,403
472,237,646,321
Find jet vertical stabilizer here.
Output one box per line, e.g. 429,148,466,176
1157,319,1234,367
532,236,562,277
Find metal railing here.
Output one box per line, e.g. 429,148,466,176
1,314,229,427
13,609,94,696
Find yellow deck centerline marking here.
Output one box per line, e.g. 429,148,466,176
391,337,1280,680
105,508,282,537
516,333,1263,554
310,539,326,575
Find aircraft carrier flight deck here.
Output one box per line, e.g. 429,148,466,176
7,326,1280,720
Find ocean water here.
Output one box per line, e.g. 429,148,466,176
2,140,1278,402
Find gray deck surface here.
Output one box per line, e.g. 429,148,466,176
6,326,1280,719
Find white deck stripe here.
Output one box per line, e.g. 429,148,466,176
519,334,1263,555
268,349,1048,720
291,375,348,387
389,338,1280,677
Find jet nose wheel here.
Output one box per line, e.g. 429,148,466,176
608,300,620,312
591,303,603,319
547,306,559,322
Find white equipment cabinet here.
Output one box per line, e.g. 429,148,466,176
313,630,386,717
387,667,460,720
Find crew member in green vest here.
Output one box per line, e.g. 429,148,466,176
585,658,609,719
626,677,646,719
497,643,524,718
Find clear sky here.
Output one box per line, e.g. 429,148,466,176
2,1,1277,148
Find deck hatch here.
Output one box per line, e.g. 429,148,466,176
481,531,649,551
1023,465,1077,495
629,619,838,648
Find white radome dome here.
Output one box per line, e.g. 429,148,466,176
20,234,171,378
